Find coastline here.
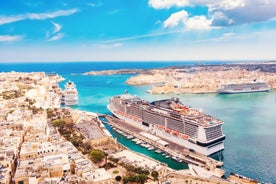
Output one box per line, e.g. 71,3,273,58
1,62,275,181
85,62,276,94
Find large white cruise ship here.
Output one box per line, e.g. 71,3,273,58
108,93,225,156
63,81,78,106
217,81,270,94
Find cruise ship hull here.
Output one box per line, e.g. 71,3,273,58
218,88,269,94
217,82,270,94
107,103,225,156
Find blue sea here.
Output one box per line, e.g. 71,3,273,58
1,62,275,183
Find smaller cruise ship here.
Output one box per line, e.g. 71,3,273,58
62,81,78,106
217,81,270,94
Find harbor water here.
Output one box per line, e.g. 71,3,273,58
1,62,275,183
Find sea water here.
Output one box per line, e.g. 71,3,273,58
1,62,275,183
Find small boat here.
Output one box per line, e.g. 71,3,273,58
141,143,150,148
172,156,182,163
132,138,139,142
148,146,155,151
135,140,143,145
155,149,162,154
126,135,134,139
116,130,123,134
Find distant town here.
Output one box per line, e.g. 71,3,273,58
86,62,276,94
0,65,269,183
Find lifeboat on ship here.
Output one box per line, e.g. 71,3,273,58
182,134,189,139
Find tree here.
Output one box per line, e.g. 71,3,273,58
151,170,159,181
115,175,122,181
89,149,105,163
82,142,93,155
51,119,66,127
46,108,54,118
138,174,147,183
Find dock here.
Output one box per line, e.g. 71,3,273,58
103,115,225,178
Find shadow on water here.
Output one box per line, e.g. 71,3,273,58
211,151,225,162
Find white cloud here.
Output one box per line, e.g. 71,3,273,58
47,21,63,41
212,0,276,25
214,0,246,10
102,31,182,44
0,35,22,42
0,9,78,26
0,15,24,25
149,0,246,10
211,11,234,26
164,10,188,28
51,21,62,34
163,10,212,30
47,33,64,41
185,16,211,30
27,9,78,20
87,2,103,8
149,0,190,9
150,0,276,26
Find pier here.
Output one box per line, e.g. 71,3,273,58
103,115,225,178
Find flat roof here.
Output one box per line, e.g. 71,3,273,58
156,139,169,146
140,132,160,142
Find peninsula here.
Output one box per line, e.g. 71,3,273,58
85,69,144,75
86,62,276,94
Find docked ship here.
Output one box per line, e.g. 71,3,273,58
217,81,270,94
108,93,225,156
62,81,78,106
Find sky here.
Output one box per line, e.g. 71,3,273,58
0,0,276,62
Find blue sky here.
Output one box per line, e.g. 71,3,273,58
0,0,276,62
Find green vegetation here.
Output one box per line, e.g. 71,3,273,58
123,174,148,184
89,149,106,163
115,175,122,181
51,119,67,127
121,163,150,175
25,98,36,105
51,118,85,149
118,163,150,184
101,162,116,170
113,170,119,174
46,108,54,118
108,156,119,163
82,142,93,155
1,90,24,100
151,170,159,180
28,106,43,114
